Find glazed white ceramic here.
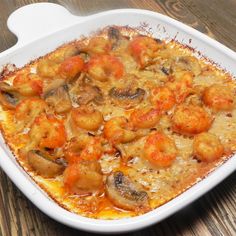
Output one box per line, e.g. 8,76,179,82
0,3,235,234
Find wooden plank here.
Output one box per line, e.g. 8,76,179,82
182,0,236,50
0,1,235,236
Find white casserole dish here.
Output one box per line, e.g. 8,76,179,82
0,2,235,233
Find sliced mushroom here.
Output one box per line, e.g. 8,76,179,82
44,83,72,113
0,81,14,91
61,45,80,61
43,78,65,94
108,27,122,49
108,75,145,109
69,73,103,105
77,85,103,105
161,66,170,75
28,150,65,178
108,27,121,41
107,27,131,51
106,171,149,211
0,91,19,109
172,56,201,76
0,82,20,109
109,87,145,109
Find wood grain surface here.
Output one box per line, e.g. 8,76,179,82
0,1,236,235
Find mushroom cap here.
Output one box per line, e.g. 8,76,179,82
109,86,145,109
28,150,65,178
106,171,149,211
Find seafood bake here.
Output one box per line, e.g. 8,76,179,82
0,26,235,219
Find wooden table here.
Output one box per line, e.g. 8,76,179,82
0,1,235,235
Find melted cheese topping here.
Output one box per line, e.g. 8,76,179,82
0,26,235,219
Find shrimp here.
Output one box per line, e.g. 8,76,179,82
144,132,177,168
130,107,161,129
64,159,103,195
64,135,103,164
38,55,84,80
171,105,212,136
29,114,66,149
86,37,112,55
64,134,92,159
47,44,80,63
129,36,163,68
37,58,60,78
104,116,137,144
13,73,43,96
193,132,224,162
150,86,175,112
44,84,72,113
202,84,234,111
15,98,47,131
166,71,193,104
71,106,103,131
80,137,103,161
59,55,84,80
86,55,124,81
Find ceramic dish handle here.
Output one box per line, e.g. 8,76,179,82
7,3,84,47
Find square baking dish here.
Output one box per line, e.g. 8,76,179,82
0,3,235,233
